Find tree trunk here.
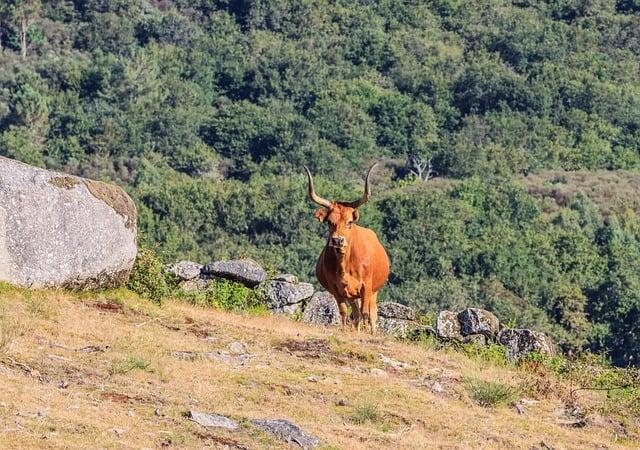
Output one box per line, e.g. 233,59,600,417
20,17,26,59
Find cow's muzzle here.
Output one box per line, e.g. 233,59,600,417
330,236,347,249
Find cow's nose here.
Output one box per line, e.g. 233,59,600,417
331,236,347,247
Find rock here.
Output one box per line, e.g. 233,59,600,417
188,411,238,430
462,334,487,346
380,353,410,369
301,291,340,326
377,302,416,321
0,156,137,289
436,311,463,340
227,342,247,355
273,273,298,283
498,328,555,361
263,279,314,314
457,308,500,340
167,261,202,281
201,259,266,287
251,419,321,449
377,317,416,338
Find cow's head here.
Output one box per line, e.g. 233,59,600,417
304,164,378,254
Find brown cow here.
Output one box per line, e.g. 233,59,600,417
304,164,390,333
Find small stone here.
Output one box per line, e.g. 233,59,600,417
167,261,202,281
154,408,164,417
58,380,69,389
188,411,239,430
380,354,409,369
251,419,321,449
430,381,446,394
228,342,247,355
336,399,349,407
306,375,319,383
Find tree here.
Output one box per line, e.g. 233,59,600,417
9,0,41,59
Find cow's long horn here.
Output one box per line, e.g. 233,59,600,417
345,163,378,208
304,165,332,208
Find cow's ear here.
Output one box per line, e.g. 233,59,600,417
314,208,328,222
352,209,360,223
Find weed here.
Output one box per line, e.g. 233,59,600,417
465,378,519,407
110,355,153,375
351,402,381,424
462,342,508,366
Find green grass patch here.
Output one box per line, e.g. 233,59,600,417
465,378,519,407
175,279,267,314
350,402,381,425
110,355,153,375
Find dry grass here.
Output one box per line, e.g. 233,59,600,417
520,170,640,216
0,284,637,449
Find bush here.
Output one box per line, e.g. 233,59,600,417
465,378,519,407
126,247,171,304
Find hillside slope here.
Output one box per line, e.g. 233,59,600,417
0,285,637,449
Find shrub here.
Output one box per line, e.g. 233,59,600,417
465,378,519,407
126,247,171,304
351,403,381,424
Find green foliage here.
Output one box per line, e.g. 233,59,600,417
2,0,640,365
126,247,171,304
175,279,267,315
465,378,519,408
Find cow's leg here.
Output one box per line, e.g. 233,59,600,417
336,298,349,329
349,299,362,332
369,291,378,334
361,283,373,333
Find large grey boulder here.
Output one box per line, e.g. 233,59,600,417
0,157,137,289
201,259,266,287
457,308,500,340
498,328,555,361
302,291,340,326
376,303,424,339
436,310,463,340
251,419,321,449
263,276,314,314
378,302,416,321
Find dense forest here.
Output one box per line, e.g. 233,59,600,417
1,0,640,365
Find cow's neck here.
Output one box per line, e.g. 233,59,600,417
331,245,352,277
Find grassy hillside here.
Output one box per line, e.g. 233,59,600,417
0,284,638,449
2,0,640,363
